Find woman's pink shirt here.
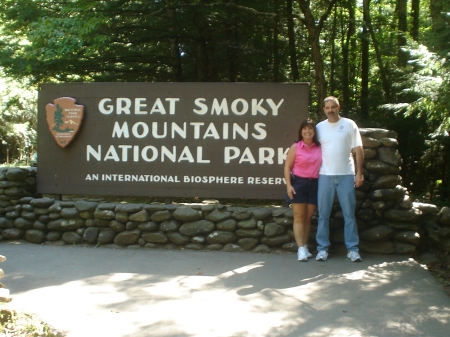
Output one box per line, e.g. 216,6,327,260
291,140,322,178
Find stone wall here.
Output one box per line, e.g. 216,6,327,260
356,128,448,254
0,128,449,255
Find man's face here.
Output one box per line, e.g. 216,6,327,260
323,101,340,122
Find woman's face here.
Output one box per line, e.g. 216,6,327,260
302,125,315,142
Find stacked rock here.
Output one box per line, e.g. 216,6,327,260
422,206,450,253
0,167,37,201
354,128,422,254
0,129,448,256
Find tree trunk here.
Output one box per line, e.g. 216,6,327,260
223,0,239,82
360,24,370,121
411,0,420,42
341,0,356,113
397,0,408,67
272,0,280,82
297,0,338,119
192,4,210,81
166,6,183,82
363,0,391,101
329,6,337,95
286,0,299,81
430,0,444,22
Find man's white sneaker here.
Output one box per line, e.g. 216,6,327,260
304,246,313,258
347,251,362,262
297,247,308,262
316,251,328,261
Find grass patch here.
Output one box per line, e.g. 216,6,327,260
0,308,65,337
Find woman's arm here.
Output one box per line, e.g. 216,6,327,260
284,144,296,199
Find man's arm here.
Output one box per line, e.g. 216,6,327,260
354,146,364,187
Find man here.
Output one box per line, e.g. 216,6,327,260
315,96,364,262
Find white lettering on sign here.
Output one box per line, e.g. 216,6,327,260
247,177,283,184
100,174,181,182
86,145,210,163
98,98,180,115
110,121,267,140
193,98,284,116
84,173,283,185
183,176,244,184
224,147,287,164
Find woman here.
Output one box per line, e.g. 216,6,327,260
284,119,322,261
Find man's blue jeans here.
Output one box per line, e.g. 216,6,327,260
316,174,359,252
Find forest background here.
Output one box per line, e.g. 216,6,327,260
0,0,448,205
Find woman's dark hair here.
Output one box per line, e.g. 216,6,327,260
297,119,320,146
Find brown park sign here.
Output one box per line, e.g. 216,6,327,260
45,97,84,148
38,82,309,199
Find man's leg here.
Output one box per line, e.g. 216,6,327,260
336,175,359,252
316,175,334,252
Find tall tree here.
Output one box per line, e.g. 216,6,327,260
397,0,408,67
362,0,392,101
223,0,239,81
411,0,420,42
272,0,281,82
341,0,357,114
360,20,370,121
286,0,299,81
329,6,338,95
167,3,183,81
296,0,338,119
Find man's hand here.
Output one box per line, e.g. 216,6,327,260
355,172,364,188
354,146,364,188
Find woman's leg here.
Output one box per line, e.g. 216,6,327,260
292,203,307,247
303,203,317,246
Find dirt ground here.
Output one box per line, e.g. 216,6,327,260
423,252,450,296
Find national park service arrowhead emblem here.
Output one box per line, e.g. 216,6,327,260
46,97,84,148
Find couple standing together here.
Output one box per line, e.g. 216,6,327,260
284,96,364,262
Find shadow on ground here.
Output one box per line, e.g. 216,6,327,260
2,242,449,337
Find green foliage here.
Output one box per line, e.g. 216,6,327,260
0,79,37,165
0,1,284,83
377,39,450,202
0,0,449,203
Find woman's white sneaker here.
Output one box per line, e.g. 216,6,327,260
297,247,308,262
304,245,313,258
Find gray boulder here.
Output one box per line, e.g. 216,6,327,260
438,207,450,226
114,229,141,246
206,231,237,244
83,227,100,244
179,220,215,236
25,229,46,244
205,208,232,222
359,225,394,242
142,231,168,243
173,207,202,221
264,223,286,237
216,219,237,231
62,232,83,244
